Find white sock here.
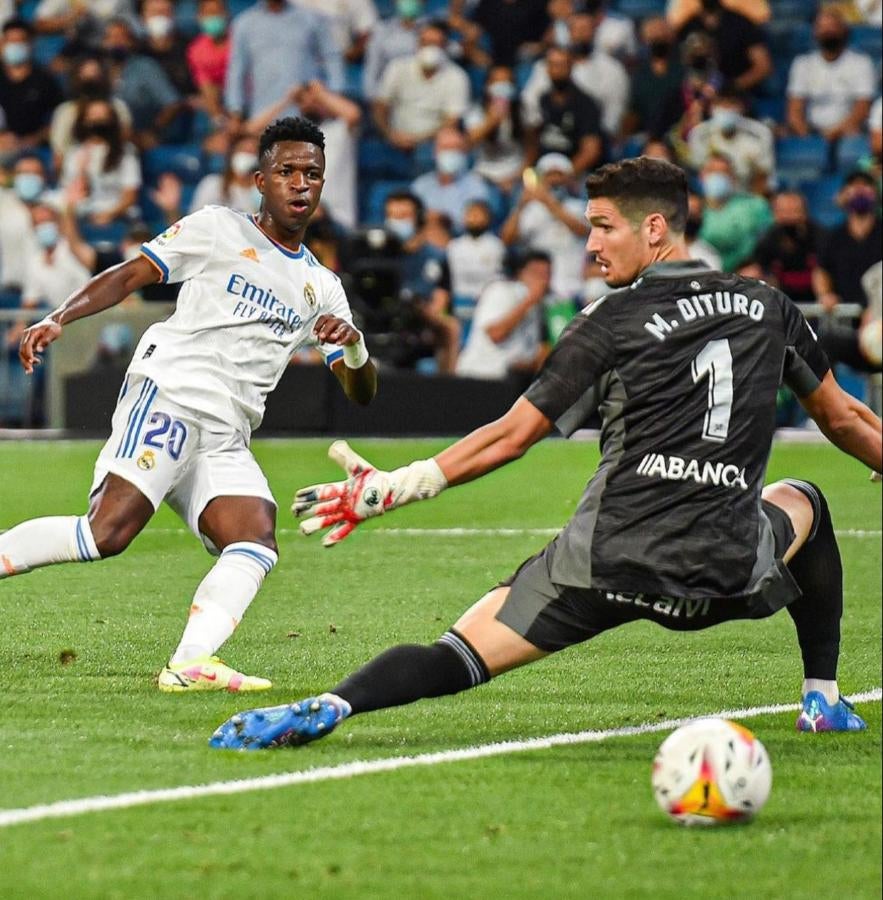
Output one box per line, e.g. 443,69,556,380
169,541,277,665
803,678,840,705
0,516,100,578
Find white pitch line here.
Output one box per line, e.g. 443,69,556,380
0,688,879,830
1,527,880,538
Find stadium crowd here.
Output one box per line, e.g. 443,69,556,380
0,0,881,426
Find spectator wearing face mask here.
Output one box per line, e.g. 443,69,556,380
410,125,494,232
787,8,876,143
524,46,604,175
373,21,470,153
687,87,774,193
140,0,196,98
60,98,141,228
697,152,772,271
683,191,722,270
49,55,132,172
362,0,422,100
190,132,260,215
187,0,231,126
446,199,505,331
501,152,589,301
755,191,823,306
623,16,684,138
814,171,882,315
0,19,63,151
383,190,460,373
464,65,524,193
0,152,45,289
523,12,628,139
13,204,90,348
6,203,90,362
677,0,771,94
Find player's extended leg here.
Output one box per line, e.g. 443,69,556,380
763,480,866,732
158,496,278,693
0,474,153,580
209,586,548,749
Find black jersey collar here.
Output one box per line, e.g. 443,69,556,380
637,259,715,280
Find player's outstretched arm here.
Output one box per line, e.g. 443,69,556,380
800,371,883,475
293,397,553,546
18,256,161,375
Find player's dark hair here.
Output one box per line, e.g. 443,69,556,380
586,157,688,234
259,116,326,163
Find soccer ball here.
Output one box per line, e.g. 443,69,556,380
651,718,772,826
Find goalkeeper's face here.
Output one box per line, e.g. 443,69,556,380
585,196,667,287
256,140,325,234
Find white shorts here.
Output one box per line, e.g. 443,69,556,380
90,375,276,548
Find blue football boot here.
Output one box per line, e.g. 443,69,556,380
796,691,867,733
209,694,351,750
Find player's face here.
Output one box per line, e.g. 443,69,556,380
256,141,325,233
586,197,648,286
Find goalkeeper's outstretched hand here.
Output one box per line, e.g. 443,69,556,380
292,441,392,547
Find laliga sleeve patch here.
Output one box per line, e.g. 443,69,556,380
155,221,183,246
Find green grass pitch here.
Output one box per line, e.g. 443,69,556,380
0,438,880,899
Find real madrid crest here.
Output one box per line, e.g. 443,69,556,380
137,449,156,471
304,282,317,309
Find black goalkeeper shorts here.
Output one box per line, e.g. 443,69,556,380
495,501,797,653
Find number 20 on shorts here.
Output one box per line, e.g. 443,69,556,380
142,412,188,460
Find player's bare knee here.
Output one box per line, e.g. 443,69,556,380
763,481,814,556
87,516,139,558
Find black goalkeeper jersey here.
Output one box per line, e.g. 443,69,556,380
524,259,830,599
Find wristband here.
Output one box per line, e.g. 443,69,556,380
342,333,369,368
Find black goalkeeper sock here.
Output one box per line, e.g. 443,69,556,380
331,629,491,715
783,480,843,681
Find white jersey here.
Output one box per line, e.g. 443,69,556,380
134,206,355,435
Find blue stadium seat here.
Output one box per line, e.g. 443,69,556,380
142,145,204,185
768,1,818,24
752,95,785,125
613,0,666,17
766,21,813,59
837,134,871,173
775,135,830,183
0,290,22,310
18,0,39,22
613,135,644,161
800,174,844,229
361,178,412,225
33,35,65,66
358,137,412,180
851,25,883,60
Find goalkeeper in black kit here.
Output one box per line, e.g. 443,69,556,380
210,157,882,750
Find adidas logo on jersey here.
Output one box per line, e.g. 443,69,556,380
240,248,259,262
635,453,748,490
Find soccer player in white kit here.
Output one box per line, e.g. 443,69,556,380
3,117,377,692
